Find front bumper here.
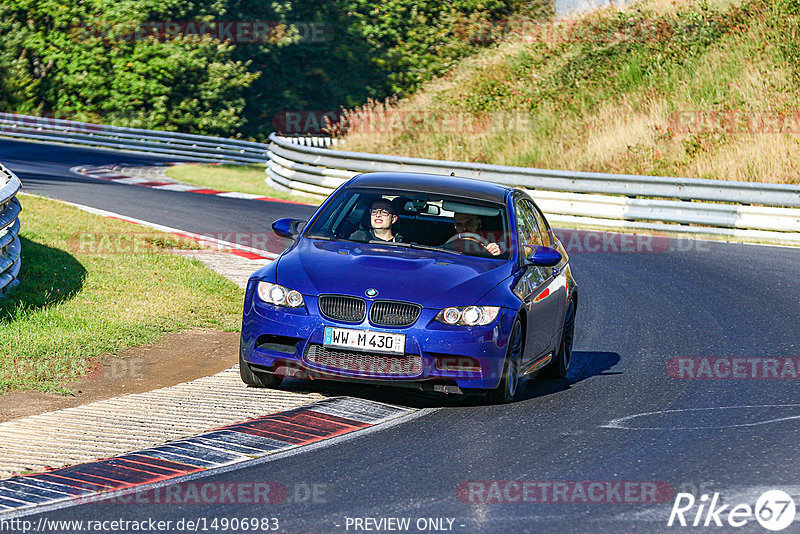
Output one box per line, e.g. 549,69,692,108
241,294,516,390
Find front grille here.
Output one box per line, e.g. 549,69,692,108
305,344,423,376
369,300,422,327
319,295,366,322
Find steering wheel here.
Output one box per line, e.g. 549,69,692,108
446,232,492,247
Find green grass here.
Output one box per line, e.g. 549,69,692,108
340,0,800,184
0,194,245,394
164,163,321,204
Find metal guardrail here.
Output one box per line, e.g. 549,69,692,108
0,163,22,296
266,133,800,244
1,111,798,243
0,113,271,164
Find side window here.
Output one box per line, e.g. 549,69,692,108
532,204,552,247
515,199,542,248
332,193,367,237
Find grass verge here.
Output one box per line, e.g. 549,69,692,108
0,194,245,394
164,163,321,204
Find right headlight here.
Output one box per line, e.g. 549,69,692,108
435,306,500,326
256,281,305,308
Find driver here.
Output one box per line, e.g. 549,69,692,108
349,199,404,243
452,212,502,256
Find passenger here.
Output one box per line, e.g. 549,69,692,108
452,212,502,256
349,199,404,243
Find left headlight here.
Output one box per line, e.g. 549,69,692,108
435,305,500,326
256,281,305,308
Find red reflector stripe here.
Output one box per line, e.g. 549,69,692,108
119,454,202,474
229,249,269,260
190,189,226,195
533,288,550,303
104,458,189,477
435,356,481,372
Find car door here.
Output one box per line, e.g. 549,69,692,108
532,202,568,347
513,197,561,366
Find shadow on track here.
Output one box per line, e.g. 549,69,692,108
279,350,622,409
515,350,622,402
0,237,87,322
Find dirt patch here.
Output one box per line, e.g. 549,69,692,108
0,329,239,423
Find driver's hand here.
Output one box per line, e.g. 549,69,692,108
485,242,501,256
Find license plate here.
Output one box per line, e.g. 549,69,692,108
323,327,406,355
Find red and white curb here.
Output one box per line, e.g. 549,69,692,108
0,397,416,515
70,164,312,206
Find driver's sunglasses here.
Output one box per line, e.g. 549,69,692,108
370,208,393,216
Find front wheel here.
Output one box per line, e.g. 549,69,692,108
239,349,284,388
488,317,523,404
540,301,575,379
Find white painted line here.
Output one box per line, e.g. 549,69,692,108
149,183,201,192
70,166,112,175
109,176,158,185
216,191,263,200
603,404,800,430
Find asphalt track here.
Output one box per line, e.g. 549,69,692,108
0,138,318,236
2,138,800,533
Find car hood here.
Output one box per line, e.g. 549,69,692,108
275,239,513,308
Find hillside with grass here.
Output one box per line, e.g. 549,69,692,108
338,0,800,183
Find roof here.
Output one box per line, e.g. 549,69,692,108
346,172,512,203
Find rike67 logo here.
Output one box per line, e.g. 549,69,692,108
668,490,796,531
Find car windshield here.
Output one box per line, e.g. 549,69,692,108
304,187,511,260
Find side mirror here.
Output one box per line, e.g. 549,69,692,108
525,245,562,267
272,218,306,239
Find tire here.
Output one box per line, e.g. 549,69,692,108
540,301,575,379
239,349,284,388
488,317,523,404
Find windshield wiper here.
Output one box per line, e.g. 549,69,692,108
306,234,362,244
305,234,333,241
409,243,463,255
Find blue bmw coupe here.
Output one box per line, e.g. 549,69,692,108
240,172,577,403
